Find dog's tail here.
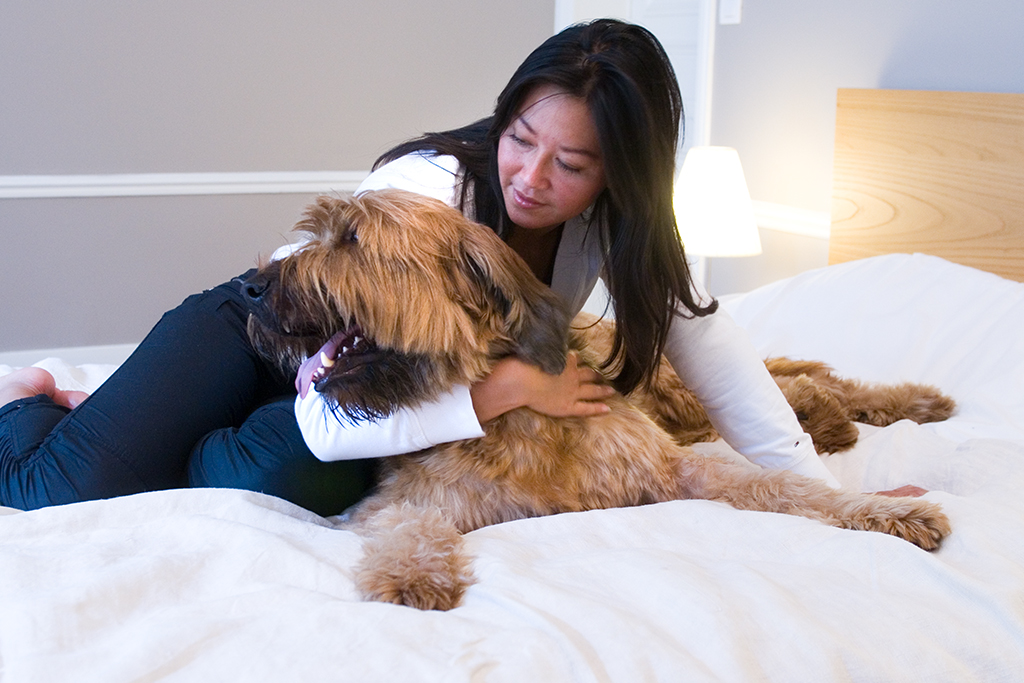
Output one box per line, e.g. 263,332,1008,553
354,502,475,611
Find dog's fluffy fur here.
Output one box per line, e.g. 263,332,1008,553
247,190,952,611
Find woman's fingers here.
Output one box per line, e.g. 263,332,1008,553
873,485,928,498
470,353,616,423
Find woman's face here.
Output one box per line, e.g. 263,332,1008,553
497,84,606,233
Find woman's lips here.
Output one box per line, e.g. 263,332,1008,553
512,188,542,209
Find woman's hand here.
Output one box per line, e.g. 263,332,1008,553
873,485,929,498
470,352,615,423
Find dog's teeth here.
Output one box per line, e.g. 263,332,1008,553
320,351,335,367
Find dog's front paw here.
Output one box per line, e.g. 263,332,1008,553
354,502,476,610
851,497,951,551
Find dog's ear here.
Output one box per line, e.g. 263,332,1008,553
458,226,570,375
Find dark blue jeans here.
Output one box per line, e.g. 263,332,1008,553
0,273,377,516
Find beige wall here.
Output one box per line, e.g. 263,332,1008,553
0,1,554,352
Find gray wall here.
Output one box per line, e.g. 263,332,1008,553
706,0,1024,296
0,1,554,352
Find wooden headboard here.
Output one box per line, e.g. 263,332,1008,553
829,88,1024,282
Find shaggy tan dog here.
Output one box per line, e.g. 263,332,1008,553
246,189,951,611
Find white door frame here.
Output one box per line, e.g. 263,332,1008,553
553,0,716,146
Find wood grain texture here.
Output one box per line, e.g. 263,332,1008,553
829,89,1024,282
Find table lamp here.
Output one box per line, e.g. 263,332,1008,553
674,146,762,285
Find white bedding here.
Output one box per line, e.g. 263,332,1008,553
2,253,1024,682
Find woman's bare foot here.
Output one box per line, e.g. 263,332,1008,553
0,367,88,409
54,387,90,409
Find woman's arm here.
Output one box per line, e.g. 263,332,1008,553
661,307,843,488
296,354,612,462
295,384,484,461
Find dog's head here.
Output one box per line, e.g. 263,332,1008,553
246,189,571,421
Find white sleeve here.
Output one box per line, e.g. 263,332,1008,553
661,305,842,489
355,153,462,205
269,239,307,262
291,153,484,461
269,153,462,263
296,384,486,462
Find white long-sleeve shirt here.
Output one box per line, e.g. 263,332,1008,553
287,152,841,487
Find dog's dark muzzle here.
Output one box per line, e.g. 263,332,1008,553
240,263,333,371
239,264,296,356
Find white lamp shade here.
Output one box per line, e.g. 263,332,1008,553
674,146,762,257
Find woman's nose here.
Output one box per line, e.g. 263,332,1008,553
519,154,549,188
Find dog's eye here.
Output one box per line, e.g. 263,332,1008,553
332,216,358,245
344,222,358,244
336,228,357,245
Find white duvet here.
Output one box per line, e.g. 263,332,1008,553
3,253,1024,682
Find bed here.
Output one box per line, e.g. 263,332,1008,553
2,89,1024,682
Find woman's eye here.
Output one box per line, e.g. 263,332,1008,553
558,159,582,174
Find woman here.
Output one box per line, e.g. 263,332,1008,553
290,19,841,486
0,19,838,516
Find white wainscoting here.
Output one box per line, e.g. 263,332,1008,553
0,172,829,239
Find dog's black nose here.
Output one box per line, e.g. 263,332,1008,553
242,274,271,303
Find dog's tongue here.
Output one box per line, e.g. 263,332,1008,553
295,330,348,398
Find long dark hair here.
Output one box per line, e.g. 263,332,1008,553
375,18,717,394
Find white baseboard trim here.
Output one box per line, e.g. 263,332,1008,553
752,200,831,239
0,171,371,199
0,343,138,368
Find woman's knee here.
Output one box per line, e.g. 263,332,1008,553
187,400,377,516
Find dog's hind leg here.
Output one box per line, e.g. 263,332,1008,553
353,501,476,610
675,455,951,550
764,357,956,430
774,374,860,453
844,381,957,427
